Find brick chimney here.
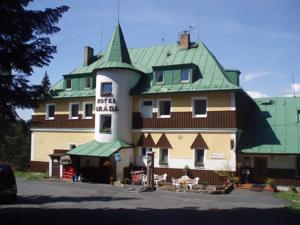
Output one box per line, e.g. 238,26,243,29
179,31,190,49
84,46,94,65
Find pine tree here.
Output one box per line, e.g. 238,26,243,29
0,0,69,122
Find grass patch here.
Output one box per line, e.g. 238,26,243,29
15,171,49,180
275,191,300,212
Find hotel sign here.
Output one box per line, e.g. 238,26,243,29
96,98,119,112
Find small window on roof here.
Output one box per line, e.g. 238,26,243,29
66,79,72,89
181,69,190,82
155,71,164,83
84,77,91,89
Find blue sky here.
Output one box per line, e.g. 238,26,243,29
18,0,300,119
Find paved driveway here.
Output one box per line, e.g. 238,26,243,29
0,179,299,225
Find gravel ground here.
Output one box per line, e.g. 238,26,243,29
0,178,299,225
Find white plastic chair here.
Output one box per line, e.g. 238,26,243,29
172,178,181,188
187,177,199,190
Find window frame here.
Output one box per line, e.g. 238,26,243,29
180,68,190,83
157,98,172,118
45,103,55,120
83,102,93,119
100,114,112,134
194,148,205,167
140,147,152,158
101,82,113,96
155,71,164,84
159,148,169,166
66,79,72,90
69,102,80,120
84,77,91,89
192,97,208,118
140,99,154,118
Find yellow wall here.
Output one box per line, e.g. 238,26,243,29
34,97,95,115
132,92,233,113
33,131,94,162
133,132,232,160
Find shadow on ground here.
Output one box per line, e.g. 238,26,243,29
1,206,299,225
18,195,138,204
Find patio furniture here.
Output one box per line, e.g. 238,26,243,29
187,177,199,190
172,178,181,188
154,173,167,187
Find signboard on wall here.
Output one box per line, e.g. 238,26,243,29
210,153,225,160
96,98,119,112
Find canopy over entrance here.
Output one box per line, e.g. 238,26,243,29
67,140,132,157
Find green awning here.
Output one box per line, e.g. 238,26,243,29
67,140,132,157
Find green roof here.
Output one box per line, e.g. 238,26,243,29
67,139,132,157
240,97,300,154
53,24,241,97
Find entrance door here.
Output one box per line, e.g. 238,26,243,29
254,157,268,183
52,157,60,177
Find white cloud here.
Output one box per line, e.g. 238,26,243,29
243,71,271,82
284,83,300,97
246,91,268,99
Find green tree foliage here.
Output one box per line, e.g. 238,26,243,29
0,0,69,121
0,120,31,170
0,0,69,168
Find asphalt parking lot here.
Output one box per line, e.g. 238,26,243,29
1,178,299,225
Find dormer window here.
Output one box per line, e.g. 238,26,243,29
66,79,72,90
181,69,190,82
84,77,91,89
101,82,112,96
155,71,164,83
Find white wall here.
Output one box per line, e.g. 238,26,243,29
95,69,140,143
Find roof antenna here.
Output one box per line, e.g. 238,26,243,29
292,72,296,98
100,28,103,53
196,11,200,42
117,0,120,24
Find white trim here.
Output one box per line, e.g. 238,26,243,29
82,102,93,119
66,79,72,90
45,103,55,120
140,99,154,118
157,98,172,118
30,133,35,161
83,77,92,89
193,148,206,169
132,128,237,133
69,102,80,119
48,156,52,177
180,68,191,83
230,92,236,111
31,128,94,132
191,97,207,118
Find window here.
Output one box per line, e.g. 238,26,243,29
141,100,153,118
69,144,76,150
100,114,112,133
159,148,168,165
155,71,164,83
141,147,152,157
101,82,112,96
193,98,207,117
158,100,171,117
181,69,190,82
84,77,91,89
69,103,79,119
66,79,72,90
46,104,55,120
296,157,300,177
195,149,204,167
83,103,93,119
